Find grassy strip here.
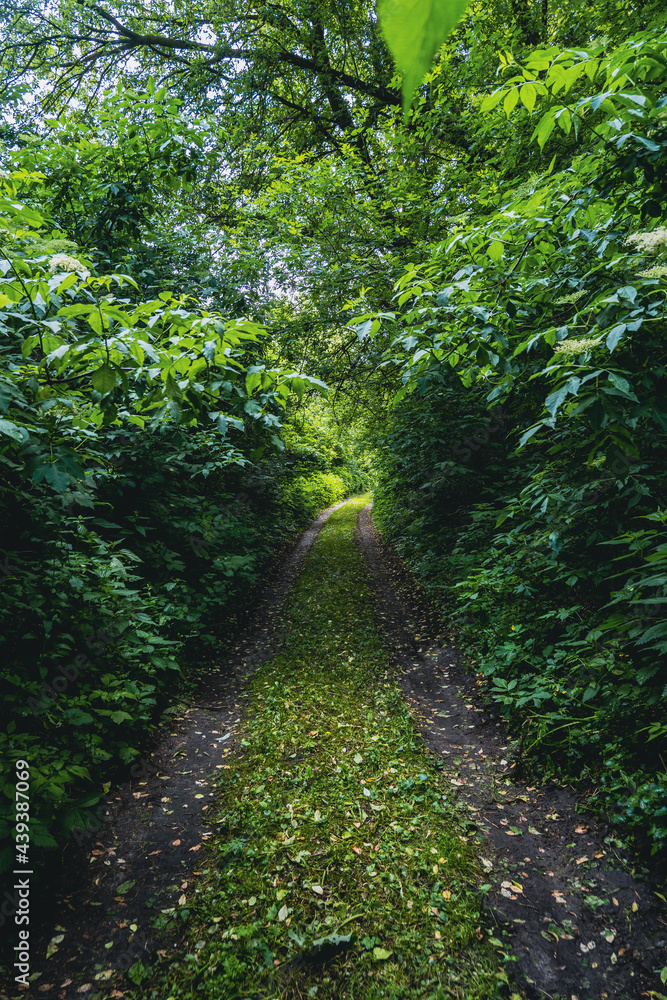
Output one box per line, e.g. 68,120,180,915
143,497,510,999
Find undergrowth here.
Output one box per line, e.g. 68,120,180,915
373,390,667,859
138,497,511,1000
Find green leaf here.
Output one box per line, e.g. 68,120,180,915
545,385,568,417
518,424,542,448
606,324,626,353
0,419,24,443
533,110,557,149
487,240,504,262
503,87,519,116
92,364,117,394
480,88,504,112
520,83,536,113
373,947,393,960
378,0,472,112
556,107,572,134
62,708,94,725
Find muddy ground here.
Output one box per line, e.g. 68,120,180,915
2,499,666,1000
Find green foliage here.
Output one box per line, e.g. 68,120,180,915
2,0,667,875
378,0,472,111
370,20,667,855
0,156,343,867
281,472,349,522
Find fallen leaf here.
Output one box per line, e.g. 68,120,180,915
372,947,393,960
172,839,181,846
189,845,201,851
278,904,289,922
178,894,187,906
311,885,324,895
576,857,589,865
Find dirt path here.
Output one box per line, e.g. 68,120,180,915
1,503,345,1000
4,499,665,1000
355,501,667,1000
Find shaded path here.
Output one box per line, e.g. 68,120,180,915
355,501,667,999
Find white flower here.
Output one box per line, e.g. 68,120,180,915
48,253,90,277
554,289,587,306
637,264,667,279
626,227,667,254
553,336,602,354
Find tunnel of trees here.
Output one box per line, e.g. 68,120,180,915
1,0,667,914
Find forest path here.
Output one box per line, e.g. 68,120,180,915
355,502,666,1000
6,499,665,1000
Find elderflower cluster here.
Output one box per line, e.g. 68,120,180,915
48,253,90,277
626,227,667,254
554,289,587,306
553,336,602,354
637,264,667,279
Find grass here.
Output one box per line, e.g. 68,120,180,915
139,497,511,999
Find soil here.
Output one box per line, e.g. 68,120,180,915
355,501,667,1000
3,498,666,1000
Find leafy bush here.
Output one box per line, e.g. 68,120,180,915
280,471,349,523
0,171,353,871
